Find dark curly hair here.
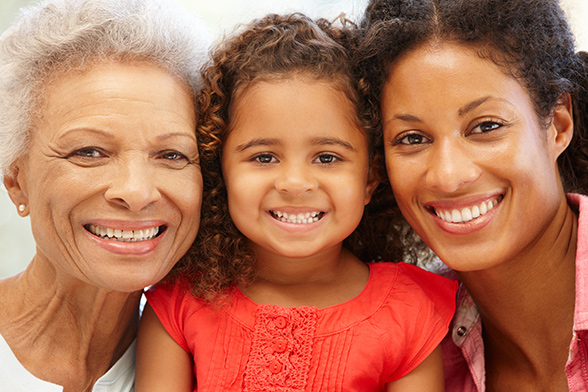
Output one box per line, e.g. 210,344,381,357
170,13,417,303
357,0,588,195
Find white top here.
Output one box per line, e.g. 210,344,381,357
0,332,135,391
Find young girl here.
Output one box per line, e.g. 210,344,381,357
136,13,457,391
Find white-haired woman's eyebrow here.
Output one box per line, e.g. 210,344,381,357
58,127,115,140
155,132,197,143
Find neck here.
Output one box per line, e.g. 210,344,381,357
0,256,141,390
241,245,369,308
458,200,577,387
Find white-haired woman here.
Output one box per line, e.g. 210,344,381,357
0,0,209,390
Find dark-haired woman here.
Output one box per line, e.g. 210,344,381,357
358,0,588,390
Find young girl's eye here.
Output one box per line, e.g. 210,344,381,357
471,121,503,134
314,153,340,164
393,131,430,146
253,153,277,164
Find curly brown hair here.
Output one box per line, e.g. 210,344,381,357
170,13,418,303
357,0,588,195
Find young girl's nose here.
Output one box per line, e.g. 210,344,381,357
274,164,318,195
425,140,481,193
104,156,162,211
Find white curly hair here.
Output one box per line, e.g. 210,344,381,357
0,0,211,178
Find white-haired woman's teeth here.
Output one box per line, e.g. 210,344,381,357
271,210,323,224
87,224,160,242
435,198,500,223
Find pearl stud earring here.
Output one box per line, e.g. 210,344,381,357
18,204,26,212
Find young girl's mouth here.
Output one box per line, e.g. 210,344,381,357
269,210,325,225
84,224,166,242
430,195,503,223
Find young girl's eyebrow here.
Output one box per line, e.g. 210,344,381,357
236,138,282,152
235,137,356,152
310,137,356,151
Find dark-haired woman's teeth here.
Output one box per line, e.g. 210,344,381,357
87,224,160,242
435,198,500,223
271,211,323,224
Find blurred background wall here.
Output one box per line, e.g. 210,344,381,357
1,0,587,277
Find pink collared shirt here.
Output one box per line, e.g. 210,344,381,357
442,193,588,391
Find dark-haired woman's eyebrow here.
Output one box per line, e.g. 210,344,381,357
384,113,423,126
458,97,492,116
458,96,516,117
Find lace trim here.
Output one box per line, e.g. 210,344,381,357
244,305,317,392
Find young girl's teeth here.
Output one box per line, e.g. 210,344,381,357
87,224,160,242
435,198,500,223
272,211,321,224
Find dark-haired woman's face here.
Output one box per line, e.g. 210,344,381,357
380,42,572,271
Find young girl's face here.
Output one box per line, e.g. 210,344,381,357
380,41,572,272
221,77,376,260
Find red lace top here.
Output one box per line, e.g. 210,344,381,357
146,262,457,391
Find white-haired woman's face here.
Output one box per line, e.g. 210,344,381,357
5,61,202,291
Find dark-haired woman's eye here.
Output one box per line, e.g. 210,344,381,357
471,121,503,134
393,131,430,145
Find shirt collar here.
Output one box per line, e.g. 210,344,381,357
567,193,588,331
451,284,480,346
